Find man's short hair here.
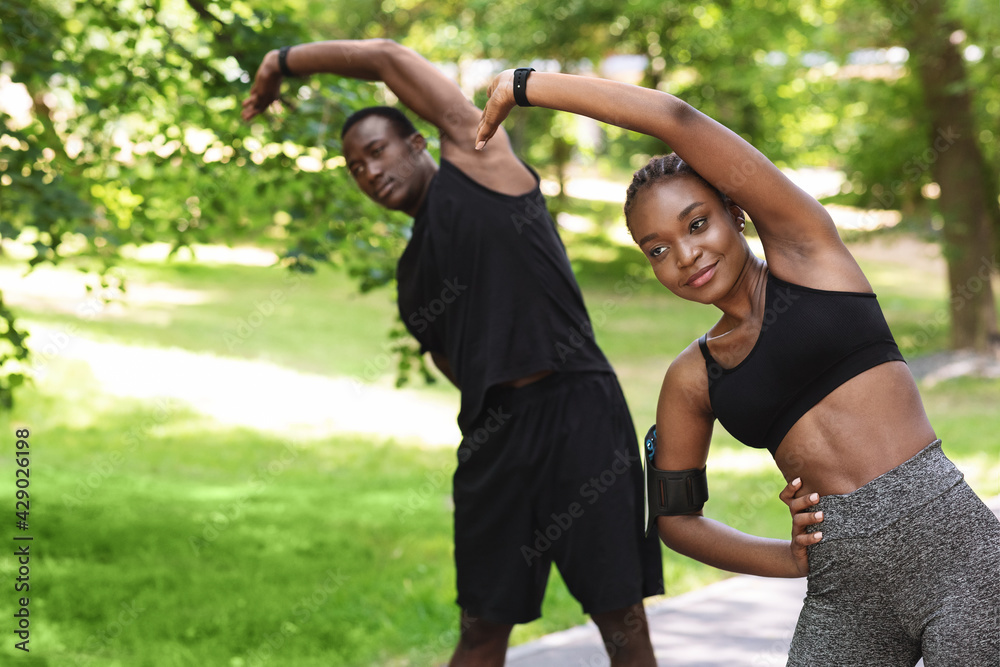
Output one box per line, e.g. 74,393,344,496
340,106,418,140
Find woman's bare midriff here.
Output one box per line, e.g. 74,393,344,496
773,361,937,497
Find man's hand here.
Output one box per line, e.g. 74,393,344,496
475,69,518,151
779,477,823,576
241,50,284,122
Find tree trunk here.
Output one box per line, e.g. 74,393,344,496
900,0,998,351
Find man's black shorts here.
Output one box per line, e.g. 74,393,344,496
453,371,664,624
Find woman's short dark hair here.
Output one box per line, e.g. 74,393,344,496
340,106,418,141
623,154,729,236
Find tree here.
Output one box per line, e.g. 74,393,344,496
814,0,998,351
0,0,427,408
889,0,998,350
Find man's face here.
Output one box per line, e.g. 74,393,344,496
342,115,429,214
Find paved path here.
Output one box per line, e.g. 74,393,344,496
508,575,805,667
507,496,1000,666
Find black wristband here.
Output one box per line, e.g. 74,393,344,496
278,45,296,78
512,67,535,107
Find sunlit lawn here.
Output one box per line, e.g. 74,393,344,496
0,228,997,665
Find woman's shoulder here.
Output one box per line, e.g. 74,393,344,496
660,339,712,406
656,338,716,447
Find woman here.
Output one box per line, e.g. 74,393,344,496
476,69,1000,666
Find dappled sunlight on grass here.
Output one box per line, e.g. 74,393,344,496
0,261,215,319
7,259,409,382
24,328,462,446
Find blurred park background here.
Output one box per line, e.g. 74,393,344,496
1,0,999,664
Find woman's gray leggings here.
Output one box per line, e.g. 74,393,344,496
787,440,1000,666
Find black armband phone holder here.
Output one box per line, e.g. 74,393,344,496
643,424,709,536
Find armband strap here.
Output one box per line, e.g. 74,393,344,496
643,425,709,536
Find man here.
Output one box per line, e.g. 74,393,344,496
242,39,662,666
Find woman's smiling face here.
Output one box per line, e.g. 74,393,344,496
629,174,748,304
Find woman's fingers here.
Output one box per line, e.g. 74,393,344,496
793,526,823,546
476,70,517,150
783,479,823,575
791,504,823,551
787,491,821,515
793,529,823,547
778,476,801,503
790,505,823,561
475,101,501,149
793,508,824,529
779,478,823,514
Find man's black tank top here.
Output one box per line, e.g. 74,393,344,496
698,273,905,456
396,159,612,434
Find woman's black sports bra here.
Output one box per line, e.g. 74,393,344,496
698,273,905,457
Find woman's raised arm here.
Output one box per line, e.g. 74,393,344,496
478,70,864,286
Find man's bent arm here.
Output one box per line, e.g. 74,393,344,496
244,40,479,145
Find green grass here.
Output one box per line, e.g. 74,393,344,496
0,229,997,665
1,362,459,666
11,261,402,381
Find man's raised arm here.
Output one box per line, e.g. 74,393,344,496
242,39,479,145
